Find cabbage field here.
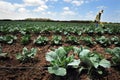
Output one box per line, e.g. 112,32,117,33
0,21,120,80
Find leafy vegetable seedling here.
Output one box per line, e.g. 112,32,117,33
34,36,48,46
0,35,17,44
80,36,96,46
16,47,37,62
110,36,120,46
21,34,31,45
46,47,80,76
95,36,111,47
66,36,79,44
106,47,120,66
51,35,62,45
73,47,111,78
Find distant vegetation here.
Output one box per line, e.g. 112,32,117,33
0,18,95,23
25,18,52,22
24,18,94,23
0,18,119,23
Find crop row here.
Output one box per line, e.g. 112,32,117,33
0,22,120,35
0,35,120,47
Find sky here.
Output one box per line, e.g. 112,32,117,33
0,0,120,22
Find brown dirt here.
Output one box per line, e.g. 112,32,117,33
0,33,120,80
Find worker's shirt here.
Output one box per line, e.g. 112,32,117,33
95,12,102,22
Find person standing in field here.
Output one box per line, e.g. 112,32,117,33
94,10,104,27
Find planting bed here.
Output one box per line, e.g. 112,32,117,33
0,21,120,80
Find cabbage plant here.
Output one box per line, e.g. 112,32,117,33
45,47,80,76
34,36,48,45
110,36,120,46
95,36,111,47
80,36,96,46
73,47,111,76
21,34,31,45
16,47,37,62
0,35,17,44
51,35,62,45
66,36,79,44
106,47,120,66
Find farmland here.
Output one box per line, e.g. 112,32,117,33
0,21,120,80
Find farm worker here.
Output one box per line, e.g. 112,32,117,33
94,10,104,27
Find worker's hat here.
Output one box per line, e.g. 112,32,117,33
100,10,104,13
